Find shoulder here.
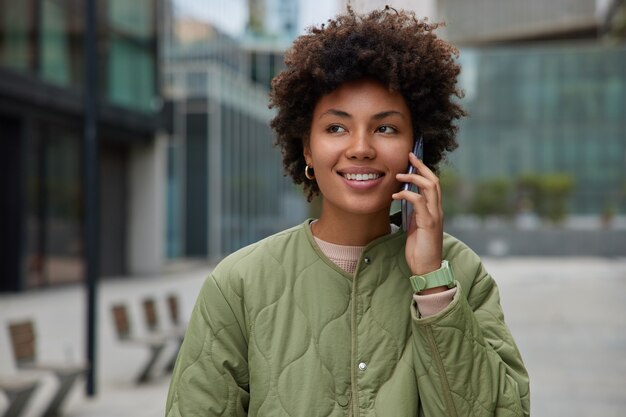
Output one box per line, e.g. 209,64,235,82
208,221,315,291
215,222,308,271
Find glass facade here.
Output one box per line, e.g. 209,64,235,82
452,44,626,214
0,0,35,71
25,124,84,287
0,0,160,290
39,0,82,87
0,0,158,111
163,3,307,259
106,0,157,111
165,63,305,259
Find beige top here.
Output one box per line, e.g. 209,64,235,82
312,222,456,317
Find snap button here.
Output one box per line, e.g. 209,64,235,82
358,362,367,371
364,256,371,264
337,393,350,407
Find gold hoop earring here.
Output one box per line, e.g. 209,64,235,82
305,165,315,180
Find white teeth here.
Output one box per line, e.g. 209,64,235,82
343,173,381,181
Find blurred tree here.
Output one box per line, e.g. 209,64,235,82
517,173,543,219
470,177,513,221
517,172,574,225
540,173,574,224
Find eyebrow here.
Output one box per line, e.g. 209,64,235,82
372,110,405,120
318,109,406,120
319,109,350,119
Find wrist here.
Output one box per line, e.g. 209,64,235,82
412,262,442,277
417,286,449,295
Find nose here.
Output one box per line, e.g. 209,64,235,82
345,130,376,160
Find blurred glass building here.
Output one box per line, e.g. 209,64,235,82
0,0,161,291
453,44,625,215
0,0,308,293
439,0,626,217
348,0,626,218
162,0,306,261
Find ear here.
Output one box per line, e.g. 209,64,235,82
303,141,312,166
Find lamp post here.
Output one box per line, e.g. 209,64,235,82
83,0,99,397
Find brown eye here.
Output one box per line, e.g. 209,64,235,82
327,125,346,133
377,125,397,134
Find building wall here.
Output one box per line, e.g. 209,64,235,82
0,0,162,291
343,0,437,19
438,0,600,44
450,43,626,215
128,134,167,275
163,8,307,261
164,60,307,260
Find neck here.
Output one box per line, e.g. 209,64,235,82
312,205,392,246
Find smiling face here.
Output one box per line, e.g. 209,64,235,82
304,78,414,223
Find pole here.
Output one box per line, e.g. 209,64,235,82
84,0,99,397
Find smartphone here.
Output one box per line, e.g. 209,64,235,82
401,137,424,231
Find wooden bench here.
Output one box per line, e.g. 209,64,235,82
8,320,87,417
143,296,186,372
0,375,40,417
165,294,186,370
111,304,168,384
144,296,186,339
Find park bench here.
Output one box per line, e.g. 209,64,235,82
8,320,87,417
143,295,186,371
110,303,169,383
0,375,40,417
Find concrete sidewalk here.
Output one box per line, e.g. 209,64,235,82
2,257,626,417
485,257,626,417
0,266,208,417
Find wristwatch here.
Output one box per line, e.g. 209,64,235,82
409,260,456,292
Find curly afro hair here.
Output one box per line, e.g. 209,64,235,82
269,6,466,201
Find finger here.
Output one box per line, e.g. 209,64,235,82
403,191,438,231
407,154,442,214
409,153,439,183
395,173,442,217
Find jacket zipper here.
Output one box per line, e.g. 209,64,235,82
425,325,457,417
350,262,361,417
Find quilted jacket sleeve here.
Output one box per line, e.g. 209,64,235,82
166,273,250,417
411,242,530,417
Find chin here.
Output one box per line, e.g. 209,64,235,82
341,201,393,217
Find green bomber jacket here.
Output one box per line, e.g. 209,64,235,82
166,220,530,416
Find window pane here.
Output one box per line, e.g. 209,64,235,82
107,36,155,111
0,0,34,71
26,126,84,288
105,0,156,111
44,129,83,285
40,0,71,86
108,0,153,38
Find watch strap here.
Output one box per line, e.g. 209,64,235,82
409,260,455,292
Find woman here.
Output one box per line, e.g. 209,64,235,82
166,7,530,417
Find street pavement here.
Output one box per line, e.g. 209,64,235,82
1,257,625,417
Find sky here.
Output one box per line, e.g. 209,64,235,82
173,0,340,37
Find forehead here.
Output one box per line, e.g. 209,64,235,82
313,79,410,116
